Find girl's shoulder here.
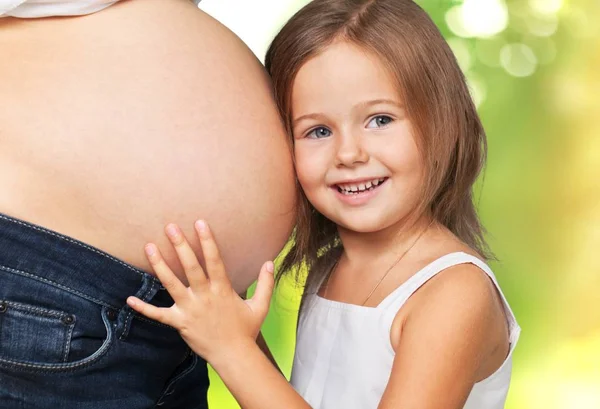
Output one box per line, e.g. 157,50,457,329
404,257,503,325
388,250,517,381
389,250,503,328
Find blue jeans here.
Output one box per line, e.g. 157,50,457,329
0,213,209,408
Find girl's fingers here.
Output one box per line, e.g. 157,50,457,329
127,296,175,327
165,224,208,290
194,220,231,287
145,243,188,302
246,261,275,318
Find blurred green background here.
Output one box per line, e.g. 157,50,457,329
199,0,600,407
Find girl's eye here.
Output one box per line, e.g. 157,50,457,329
306,127,332,139
367,115,393,129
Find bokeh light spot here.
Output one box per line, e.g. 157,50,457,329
529,0,564,16
445,0,509,38
527,14,559,37
500,43,538,77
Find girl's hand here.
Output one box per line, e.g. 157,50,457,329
127,220,275,364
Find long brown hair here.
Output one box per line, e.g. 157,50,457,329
265,0,492,300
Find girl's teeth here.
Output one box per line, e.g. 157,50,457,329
338,178,386,194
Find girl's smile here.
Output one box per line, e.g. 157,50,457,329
331,177,389,206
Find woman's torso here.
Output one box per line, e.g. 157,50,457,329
0,0,296,292
291,252,520,409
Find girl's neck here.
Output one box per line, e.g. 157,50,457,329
337,212,434,268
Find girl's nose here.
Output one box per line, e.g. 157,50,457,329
335,132,369,167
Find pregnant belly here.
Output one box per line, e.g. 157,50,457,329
0,0,296,292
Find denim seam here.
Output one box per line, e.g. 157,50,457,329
0,214,144,277
156,350,197,405
0,307,114,373
63,320,75,362
0,264,114,309
119,278,156,340
2,300,69,319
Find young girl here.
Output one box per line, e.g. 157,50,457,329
127,1,520,408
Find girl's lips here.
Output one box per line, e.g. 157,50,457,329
331,177,388,206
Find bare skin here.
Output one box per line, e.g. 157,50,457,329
0,0,296,292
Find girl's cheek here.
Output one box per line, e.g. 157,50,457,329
295,165,319,198
295,165,311,188
293,150,309,173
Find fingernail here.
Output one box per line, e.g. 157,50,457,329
195,220,207,233
266,261,274,273
127,297,137,307
166,224,179,237
145,244,156,257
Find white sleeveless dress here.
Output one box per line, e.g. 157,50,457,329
0,0,202,18
291,252,521,409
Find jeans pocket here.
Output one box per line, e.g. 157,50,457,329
0,264,118,374
0,300,75,363
0,301,114,374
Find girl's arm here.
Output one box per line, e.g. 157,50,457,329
256,331,283,375
127,220,311,409
378,264,509,409
211,339,310,409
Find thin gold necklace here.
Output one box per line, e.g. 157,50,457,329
324,220,434,306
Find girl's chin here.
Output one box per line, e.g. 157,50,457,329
335,218,390,234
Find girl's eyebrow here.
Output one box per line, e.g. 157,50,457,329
354,98,404,110
293,113,325,127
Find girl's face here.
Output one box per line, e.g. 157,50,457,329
291,41,424,234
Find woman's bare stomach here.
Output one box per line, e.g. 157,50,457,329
0,0,296,292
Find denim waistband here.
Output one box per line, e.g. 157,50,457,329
0,212,163,309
